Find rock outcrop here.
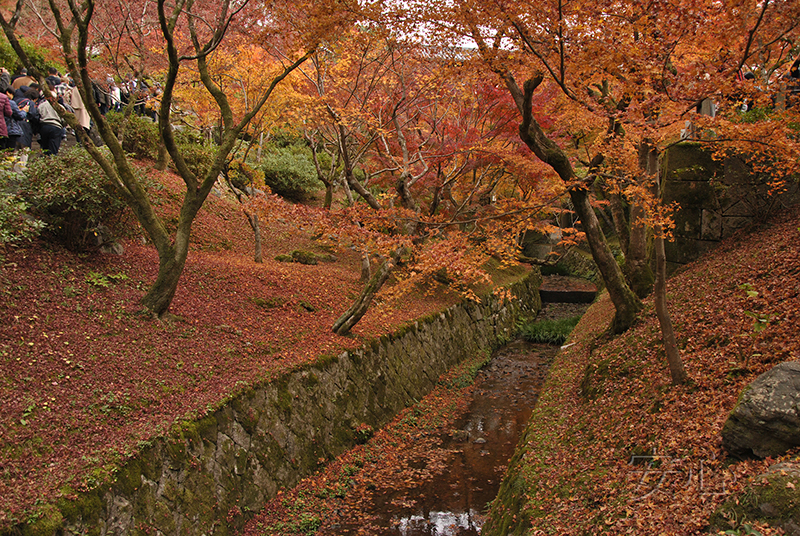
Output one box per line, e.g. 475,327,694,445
722,361,800,459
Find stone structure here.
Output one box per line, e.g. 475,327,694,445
722,361,800,459
10,272,541,536
661,143,800,272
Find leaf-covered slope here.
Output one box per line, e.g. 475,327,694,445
487,206,800,535
0,170,457,528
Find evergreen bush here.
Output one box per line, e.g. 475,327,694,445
177,141,215,179
0,155,44,245
260,143,321,202
104,111,160,160
23,147,128,251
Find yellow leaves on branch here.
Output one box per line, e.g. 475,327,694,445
172,44,305,132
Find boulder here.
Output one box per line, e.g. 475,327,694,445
722,361,800,458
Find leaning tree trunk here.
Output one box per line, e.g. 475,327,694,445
333,251,400,335
568,186,642,332
510,74,642,333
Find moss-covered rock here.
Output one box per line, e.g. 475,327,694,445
711,461,800,535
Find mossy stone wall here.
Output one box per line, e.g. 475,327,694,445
661,143,800,272
16,271,541,536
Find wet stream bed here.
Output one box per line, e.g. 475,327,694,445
246,302,588,536
370,340,558,535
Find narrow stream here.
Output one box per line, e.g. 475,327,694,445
348,302,589,535
384,340,556,535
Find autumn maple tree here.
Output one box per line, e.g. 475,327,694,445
2,0,351,317
378,0,798,387
289,28,561,334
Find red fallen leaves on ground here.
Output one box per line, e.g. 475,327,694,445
0,171,457,528
493,206,800,535
240,356,482,536
242,206,800,536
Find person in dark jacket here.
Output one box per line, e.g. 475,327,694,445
15,95,36,149
0,89,12,143
3,88,26,149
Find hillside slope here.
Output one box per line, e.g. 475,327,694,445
486,206,800,535
0,169,461,528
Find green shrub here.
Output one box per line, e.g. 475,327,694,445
519,316,582,345
0,156,45,244
23,147,128,251
177,141,216,179
260,143,321,202
104,111,160,160
0,36,52,77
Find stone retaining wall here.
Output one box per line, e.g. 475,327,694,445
15,271,541,536
662,143,800,272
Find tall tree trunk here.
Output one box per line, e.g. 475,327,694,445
333,251,400,335
621,143,659,298
624,197,654,298
644,142,687,384
654,224,687,384
508,74,642,333
141,245,189,317
608,192,630,255
323,181,333,209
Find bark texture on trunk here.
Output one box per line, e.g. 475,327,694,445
245,210,263,264
360,250,372,282
141,246,189,317
624,198,654,298
569,187,642,332
507,74,642,333
654,226,687,384
333,251,400,335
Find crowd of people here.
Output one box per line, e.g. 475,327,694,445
0,65,161,157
